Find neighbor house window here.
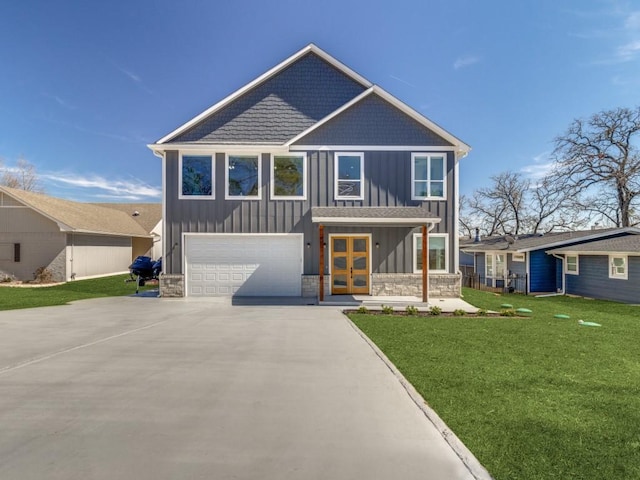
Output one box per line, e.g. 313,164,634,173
180,154,214,199
566,255,578,275
485,252,507,287
609,255,627,279
512,252,525,262
226,154,260,199
271,154,306,199
335,152,364,200
411,153,446,200
413,234,448,273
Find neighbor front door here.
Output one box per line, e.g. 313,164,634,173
331,236,370,295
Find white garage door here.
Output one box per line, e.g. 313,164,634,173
185,234,303,297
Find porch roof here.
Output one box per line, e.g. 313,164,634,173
311,206,440,226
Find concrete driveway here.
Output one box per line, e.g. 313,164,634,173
0,297,487,480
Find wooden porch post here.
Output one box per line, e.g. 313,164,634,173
422,224,429,303
319,224,325,302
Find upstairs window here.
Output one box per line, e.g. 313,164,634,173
335,153,364,200
609,255,627,279
180,154,213,199
271,154,306,200
226,154,260,199
566,255,578,275
412,153,446,200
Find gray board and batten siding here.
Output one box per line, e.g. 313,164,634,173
163,149,457,276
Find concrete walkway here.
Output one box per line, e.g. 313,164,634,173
0,297,490,479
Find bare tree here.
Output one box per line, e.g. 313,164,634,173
524,176,587,233
458,194,475,238
551,106,640,227
464,171,580,236
468,172,529,236
0,157,43,192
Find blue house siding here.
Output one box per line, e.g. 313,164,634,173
565,255,640,303
529,249,558,293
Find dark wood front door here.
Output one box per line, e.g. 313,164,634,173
331,236,369,295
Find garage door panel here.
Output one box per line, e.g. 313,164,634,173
185,235,302,297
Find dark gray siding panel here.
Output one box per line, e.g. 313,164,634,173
565,255,640,303
165,150,457,275
169,53,365,144
293,94,453,146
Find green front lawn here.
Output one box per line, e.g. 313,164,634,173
349,289,640,480
0,275,156,311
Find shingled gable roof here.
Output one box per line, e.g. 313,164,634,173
288,86,469,155
151,44,371,148
546,234,640,255
460,228,640,253
92,203,162,233
0,186,151,237
148,44,470,156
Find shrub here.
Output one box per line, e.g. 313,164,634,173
356,306,369,314
477,308,488,316
32,267,54,284
405,305,419,316
381,304,394,314
500,308,516,317
453,309,466,317
429,306,442,316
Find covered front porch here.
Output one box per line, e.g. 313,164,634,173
311,206,451,303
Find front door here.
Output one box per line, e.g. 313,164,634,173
331,236,370,295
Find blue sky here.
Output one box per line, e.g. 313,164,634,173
1,0,639,202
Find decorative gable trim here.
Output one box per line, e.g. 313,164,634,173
155,44,372,145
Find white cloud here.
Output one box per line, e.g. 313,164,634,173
114,64,153,95
42,172,161,200
389,74,416,88
625,11,640,30
454,56,481,70
617,39,640,61
42,92,76,110
520,152,555,180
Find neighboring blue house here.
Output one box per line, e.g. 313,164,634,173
460,228,640,295
546,235,640,304
148,44,471,300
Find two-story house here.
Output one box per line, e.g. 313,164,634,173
148,44,470,301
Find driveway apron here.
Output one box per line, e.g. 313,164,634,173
0,297,480,479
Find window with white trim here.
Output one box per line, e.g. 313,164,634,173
411,153,446,200
512,252,525,262
271,154,306,200
485,252,507,287
413,233,448,273
609,255,627,279
179,154,214,199
335,152,364,200
566,255,578,275
226,154,261,199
